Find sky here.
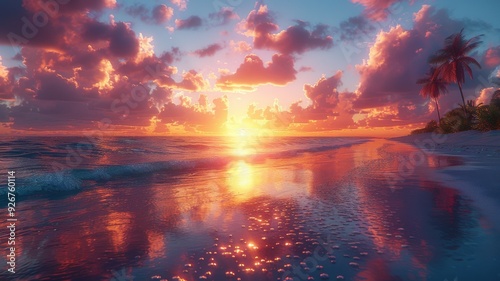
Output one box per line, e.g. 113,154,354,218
0,0,499,136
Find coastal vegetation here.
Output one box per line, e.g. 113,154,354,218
413,30,500,135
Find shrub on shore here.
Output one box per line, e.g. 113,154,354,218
411,100,500,135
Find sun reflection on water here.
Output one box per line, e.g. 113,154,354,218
227,161,255,197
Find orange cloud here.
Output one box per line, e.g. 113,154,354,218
230,40,252,53
245,72,358,131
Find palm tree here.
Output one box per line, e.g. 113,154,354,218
429,29,482,114
417,67,448,124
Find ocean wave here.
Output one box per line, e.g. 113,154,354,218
1,139,369,196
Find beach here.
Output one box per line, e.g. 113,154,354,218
393,131,500,232
1,135,500,280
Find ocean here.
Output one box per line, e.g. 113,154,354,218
0,136,499,280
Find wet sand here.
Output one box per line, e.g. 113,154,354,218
2,139,500,281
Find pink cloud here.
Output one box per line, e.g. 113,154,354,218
289,72,357,127
484,46,500,68
351,0,401,21
217,54,296,91
0,1,232,134
230,40,252,53
153,4,174,24
240,5,333,54
158,94,228,132
245,72,358,130
174,70,209,91
353,5,500,126
171,0,188,11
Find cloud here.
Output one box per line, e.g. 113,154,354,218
153,4,175,24
158,94,228,132
476,87,496,105
351,0,401,21
240,5,333,54
338,16,376,42
174,70,209,91
174,8,237,31
194,43,223,57
230,40,252,53
125,4,174,24
175,16,203,30
304,72,342,109
0,0,141,60
0,1,231,134
484,46,500,69
109,22,141,58
354,25,421,109
0,57,12,99
171,0,188,11
23,0,117,14
0,0,121,49
149,86,173,111
35,73,82,101
490,67,500,85
209,7,239,26
217,54,296,91
245,72,358,131
289,72,357,127
353,5,500,126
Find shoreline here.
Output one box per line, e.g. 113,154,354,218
391,130,500,230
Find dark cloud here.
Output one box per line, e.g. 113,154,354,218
81,20,113,42
241,5,333,54
209,7,239,26
0,1,229,134
217,54,296,91
175,16,203,30
338,16,376,42
194,44,223,57
46,0,116,14
0,103,9,122
35,72,82,101
109,22,140,58
0,1,140,60
125,4,174,24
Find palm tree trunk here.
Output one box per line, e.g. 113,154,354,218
457,83,467,114
434,97,441,125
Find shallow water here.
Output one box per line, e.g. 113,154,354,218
0,137,499,281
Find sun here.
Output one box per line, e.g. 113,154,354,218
238,128,248,137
